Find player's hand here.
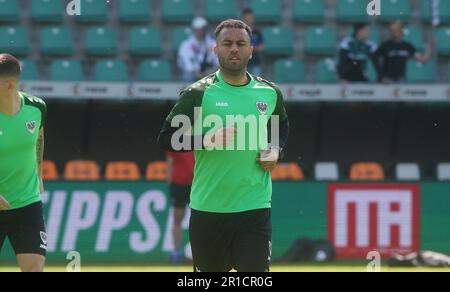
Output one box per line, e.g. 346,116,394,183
256,148,280,172
0,195,11,211
203,126,237,149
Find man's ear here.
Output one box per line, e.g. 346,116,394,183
214,45,218,56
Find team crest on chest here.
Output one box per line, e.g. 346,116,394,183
26,121,36,134
256,102,268,115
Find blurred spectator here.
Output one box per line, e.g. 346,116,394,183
337,23,379,83
166,151,195,264
241,8,265,76
177,17,219,82
375,21,432,83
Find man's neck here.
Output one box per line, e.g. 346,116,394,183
0,91,21,115
220,69,249,86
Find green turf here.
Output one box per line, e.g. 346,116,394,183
1,265,449,272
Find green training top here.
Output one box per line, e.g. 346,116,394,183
0,92,46,210
165,71,288,213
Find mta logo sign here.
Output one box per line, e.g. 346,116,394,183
328,184,420,259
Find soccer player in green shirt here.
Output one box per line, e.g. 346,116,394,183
158,20,289,272
0,54,47,272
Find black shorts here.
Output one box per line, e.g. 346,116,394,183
170,184,191,208
0,202,47,257
189,208,272,272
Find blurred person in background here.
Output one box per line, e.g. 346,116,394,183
338,23,379,83
166,151,195,264
241,8,265,76
177,17,219,82
375,21,432,83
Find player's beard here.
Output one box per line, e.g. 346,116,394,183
218,54,250,75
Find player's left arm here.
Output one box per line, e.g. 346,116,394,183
257,86,290,172
36,97,47,194
37,127,45,193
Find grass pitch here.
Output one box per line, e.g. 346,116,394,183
1,264,449,272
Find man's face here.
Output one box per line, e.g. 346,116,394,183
194,27,207,41
214,28,253,74
357,26,369,41
390,23,404,40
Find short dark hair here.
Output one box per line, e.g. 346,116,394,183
352,23,369,37
242,8,254,16
215,19,252,40
0,53,21,78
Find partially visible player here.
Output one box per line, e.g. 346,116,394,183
0,53,47,272
166,151,195,264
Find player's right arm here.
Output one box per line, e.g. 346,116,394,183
413,42,432,63
158,88,202,152
0,195,11,211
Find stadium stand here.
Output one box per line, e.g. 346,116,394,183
350,162,385,181
40,27,74,56
94,60,128,81
172,26,192,54
250,0,281,23
396,163,421,181
1,0,448,82
119,0,152,23
293,0,324,23
0,26,28,56
422,0,450,24
205,0,238,22
273,59,305,83
3,0,449,181
336,0,368,23
436,27,450,56
42,160,59,181
314,162,339,181
406,60,436,83
50,60,83,81
0,0,20,23
138,59,173,81
105,161,142,181
379,0,411,23
263,26,294,56
146,161,168,181
162,0,194,23
19,59,39,80
271,163,304,181
31,0,64,23
437,163,450,181
64,160,101,181
75,0,108,23
303,27,337,56
85,27,118,56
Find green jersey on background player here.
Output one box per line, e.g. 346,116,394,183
0,53,47,272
